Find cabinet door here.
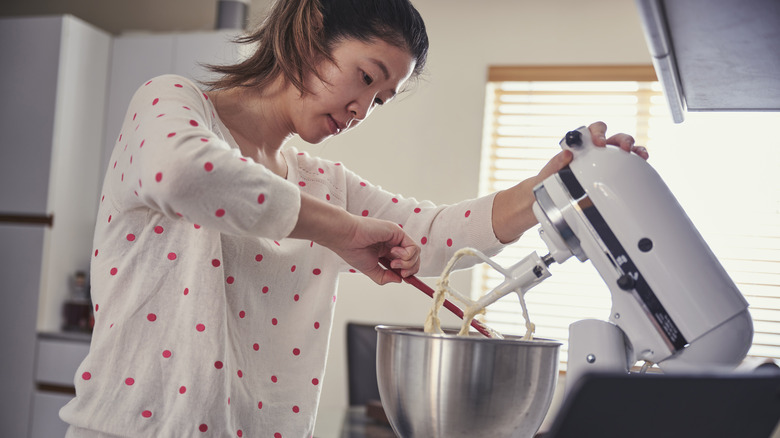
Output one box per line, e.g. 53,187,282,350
0,225,45,438
29,391,73,438
100,34,176,181
172,31,243,83
0,17,62,213
36,337,91,387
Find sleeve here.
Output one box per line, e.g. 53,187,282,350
340,166,507,277
104,75,300,240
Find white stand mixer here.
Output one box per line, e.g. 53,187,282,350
450,126,754,394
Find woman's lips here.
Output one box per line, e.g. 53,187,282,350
327,115,343,135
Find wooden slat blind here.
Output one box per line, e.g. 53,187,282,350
475,66,780,370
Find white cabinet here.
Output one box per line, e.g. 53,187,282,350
100,30,244,182
1,16,243,438
36,336,91,386
30,391,76,438
30,333,91,438
0,15,110,438
0,225,46,438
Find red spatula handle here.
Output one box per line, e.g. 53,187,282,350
378,257,493,338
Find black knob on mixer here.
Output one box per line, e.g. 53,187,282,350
564,130,583,147
617,274,635,290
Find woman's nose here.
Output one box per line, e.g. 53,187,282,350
348,93,377,124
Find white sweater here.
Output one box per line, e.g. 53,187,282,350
60,74,505,437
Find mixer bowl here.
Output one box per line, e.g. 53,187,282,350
375,325,561,438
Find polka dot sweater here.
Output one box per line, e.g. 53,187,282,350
60,75,506,437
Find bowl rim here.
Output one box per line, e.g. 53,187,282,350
375,324,563,347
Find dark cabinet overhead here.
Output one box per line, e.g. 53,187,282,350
635,0,780,123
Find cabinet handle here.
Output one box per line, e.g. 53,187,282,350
0,213,54,227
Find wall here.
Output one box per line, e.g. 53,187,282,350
283,0,656,435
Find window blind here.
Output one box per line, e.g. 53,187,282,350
475,66,780,370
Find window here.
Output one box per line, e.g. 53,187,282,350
476,65,780,370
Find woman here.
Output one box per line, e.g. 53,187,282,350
61,0,645,436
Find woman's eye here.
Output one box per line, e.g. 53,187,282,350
373,97,384,106
362,71,373,85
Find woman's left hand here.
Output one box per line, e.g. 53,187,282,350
492,121,648,243
588,121,649,160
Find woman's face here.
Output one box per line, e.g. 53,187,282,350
290,37,416,144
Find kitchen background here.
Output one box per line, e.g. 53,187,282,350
1,0,776,437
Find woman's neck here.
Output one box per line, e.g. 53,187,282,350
208,81,293,178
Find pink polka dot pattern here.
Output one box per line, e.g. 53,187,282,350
78,74,495,437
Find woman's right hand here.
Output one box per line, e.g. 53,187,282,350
289,191,420,285
331,215,421,285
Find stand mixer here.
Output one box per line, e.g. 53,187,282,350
462,125,754,392
375,127,756,438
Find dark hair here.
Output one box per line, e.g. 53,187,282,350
204,0,428,94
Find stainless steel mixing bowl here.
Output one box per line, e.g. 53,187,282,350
375,325,561,438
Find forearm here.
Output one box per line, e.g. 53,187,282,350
491,149,573,243
288,191,356,249
492,179,538,244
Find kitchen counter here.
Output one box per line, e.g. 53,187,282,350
339,406,395,438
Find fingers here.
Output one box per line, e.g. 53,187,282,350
537,149,573,181
389,244,421,277
367,264,403,285
606,132,635,153
631,144,649,160
587,121,608,146
588,121,649,160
